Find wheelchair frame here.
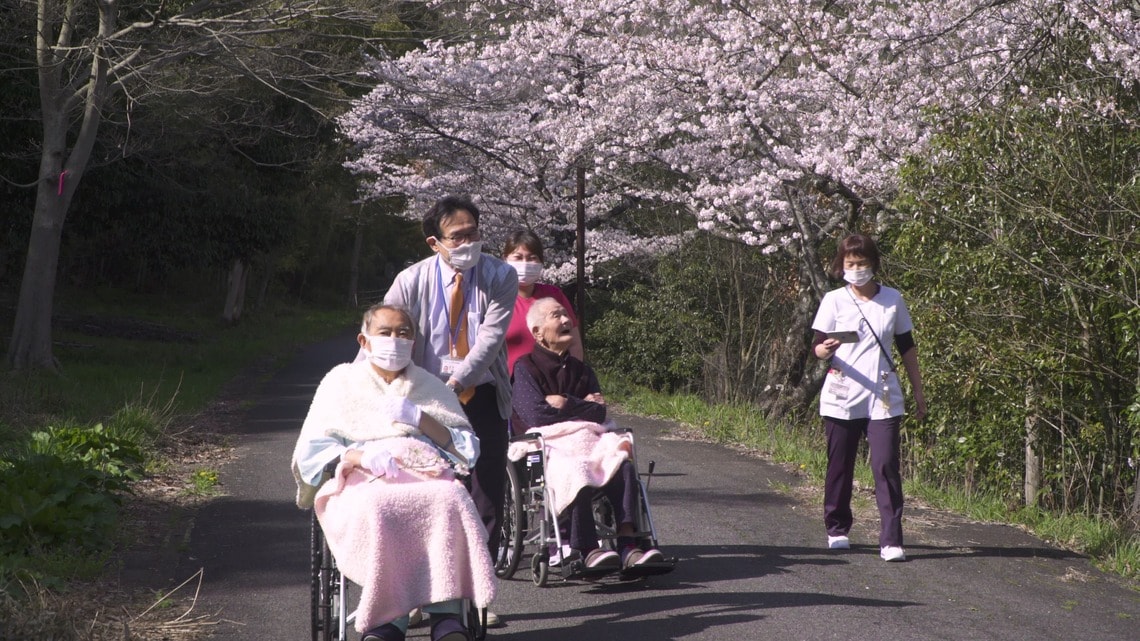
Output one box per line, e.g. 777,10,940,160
494,427,673,587
311,509,352,641
309,462,487,641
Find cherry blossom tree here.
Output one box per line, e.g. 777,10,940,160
340,0,1139,407
345,0,1137,242
339,0,698,284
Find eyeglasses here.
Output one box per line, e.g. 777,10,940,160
439,230,480,245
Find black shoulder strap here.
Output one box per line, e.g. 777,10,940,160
845,286,897,373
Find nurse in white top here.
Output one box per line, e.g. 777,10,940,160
811,234,927,562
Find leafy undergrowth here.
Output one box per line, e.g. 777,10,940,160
0,299,355,640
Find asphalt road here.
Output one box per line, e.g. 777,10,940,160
177,334,1139,641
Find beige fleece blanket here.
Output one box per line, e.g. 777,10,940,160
507,420,632,515
291,361,471,509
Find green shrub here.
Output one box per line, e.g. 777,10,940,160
0,423,143,563
26,423,144,486
590,282,716,393
0,454,122,556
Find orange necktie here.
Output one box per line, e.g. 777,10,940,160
450,273,475,403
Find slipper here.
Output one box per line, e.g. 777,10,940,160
584,548,621,570
619,547,675,579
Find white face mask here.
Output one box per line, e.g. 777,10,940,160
364,335,414,371
843,268,874,287
508,260,544,285
441,240,483,271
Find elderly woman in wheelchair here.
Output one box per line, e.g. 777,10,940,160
509,297,669,579
291,304,496,641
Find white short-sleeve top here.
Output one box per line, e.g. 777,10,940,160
811,284,914,420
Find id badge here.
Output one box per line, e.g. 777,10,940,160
440,356,463,376
826,369,850,400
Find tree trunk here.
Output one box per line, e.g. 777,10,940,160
760,200,833,419
348,224,363,307
574,164,587,339
7,0,113,370
1130,460,1140,527
223,259,248,324
1024,381,1041,507
6,190,68,370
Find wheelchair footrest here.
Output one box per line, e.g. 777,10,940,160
559,557,587,579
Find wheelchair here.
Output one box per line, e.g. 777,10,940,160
310,462,488,641
493,427,675,587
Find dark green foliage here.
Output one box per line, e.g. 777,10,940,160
888,49,1140,516
589,281,716,392
27,423,144,487
588,233,786,400
0,454,122,557
0,422,144,565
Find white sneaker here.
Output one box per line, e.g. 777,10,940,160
484,611,503,628
827,535,850,549
880,546,906,561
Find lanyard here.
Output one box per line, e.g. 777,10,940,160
435,258,473,353
845,285,897,373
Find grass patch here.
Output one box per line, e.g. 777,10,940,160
602,374,827,479
185,468,221,496
0,292,357,593
602,372,1140,584
0,300,355,439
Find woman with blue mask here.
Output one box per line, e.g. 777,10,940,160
501,230,584,374
811,234,928,563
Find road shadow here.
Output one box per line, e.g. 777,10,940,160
180,496,311,588
486,587,919,641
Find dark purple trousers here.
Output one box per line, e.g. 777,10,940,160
565,459,639,552
462,383,508,557
823,416,904,547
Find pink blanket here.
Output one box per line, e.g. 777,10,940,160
507,421,632,515
314,438,496,631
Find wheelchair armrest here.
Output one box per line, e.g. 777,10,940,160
510,432,543,443
317,456,342,487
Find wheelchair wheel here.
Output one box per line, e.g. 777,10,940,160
530,549,550,587
311,511,338,641
495,459,525,579
466,601,487,641
310,512,322,641
592,494,617,550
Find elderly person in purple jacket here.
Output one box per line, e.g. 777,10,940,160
511,297,664,573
